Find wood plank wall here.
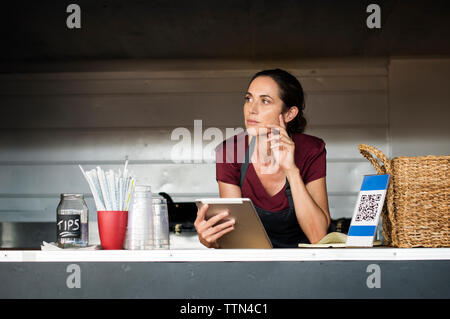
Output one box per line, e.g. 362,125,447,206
0,59,390,222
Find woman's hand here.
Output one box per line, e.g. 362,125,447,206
194,204,235,248
266,114,298,173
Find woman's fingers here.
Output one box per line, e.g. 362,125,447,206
194,204,234,248
202,218,235,239
247,125,269,136
196,210,230,232
271,142,294,151
197,214,235,248
248,124,282,136
266,123,285,130
268,136,294,152
248,124,290,143
268,134,293,144
204,210,230,228
268,130,290,144
206,224,235,244
194,204,209,226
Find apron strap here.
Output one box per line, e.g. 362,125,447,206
239,135,256,187
284,181,295,210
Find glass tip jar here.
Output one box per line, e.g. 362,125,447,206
56,193,89,248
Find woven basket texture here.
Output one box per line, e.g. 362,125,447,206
358,144,449,248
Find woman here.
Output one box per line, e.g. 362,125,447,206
195,68,331,248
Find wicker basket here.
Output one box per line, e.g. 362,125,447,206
358,144,450,248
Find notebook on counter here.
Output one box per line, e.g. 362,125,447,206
298,232,382,248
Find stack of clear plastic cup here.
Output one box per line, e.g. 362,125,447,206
152,198,170,249
124,185,153,250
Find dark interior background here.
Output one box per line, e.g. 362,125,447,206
2,0,450,71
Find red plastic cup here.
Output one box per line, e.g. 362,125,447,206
97,211,128,250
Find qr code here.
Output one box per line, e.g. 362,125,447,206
355,194,382,222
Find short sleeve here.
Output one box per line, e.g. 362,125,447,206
215,142,241,186
302,139,327,184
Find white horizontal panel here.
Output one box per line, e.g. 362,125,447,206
0,94,245,128
0,91,387,128
389,58,450,157
326,162,378,193
0,78,248,95
328,195,358,219
0,162,378,223
0,193,363,223
302,76,386,92
0,126,385,163
389,135,450,157
0,164,218,196
0,76,386,96
0,58,388,80
0,162,376,197
0,197,97,222
305,92,388,125
305,127,388,159
0,127,244,163
0,194,381,223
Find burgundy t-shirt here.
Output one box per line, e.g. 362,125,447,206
215,131,326,212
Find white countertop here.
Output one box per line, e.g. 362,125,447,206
1,248,450,262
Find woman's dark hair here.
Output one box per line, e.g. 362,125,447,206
249,68,307,136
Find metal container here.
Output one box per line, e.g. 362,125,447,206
56,194,89,248
124,185,153,250
152,198,170,249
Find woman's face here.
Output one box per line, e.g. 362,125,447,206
244,76,284,136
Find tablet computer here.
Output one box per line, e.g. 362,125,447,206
195,198,273,249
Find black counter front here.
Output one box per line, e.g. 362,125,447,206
1,249,449,299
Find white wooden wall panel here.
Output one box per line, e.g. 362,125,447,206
0,195,362,222
0,161,378,223
0,75,386,95
0,92,387,128
0,162,377,195
0,198,96,222
0,59,389,221
0,127,387,162
389,58,450,157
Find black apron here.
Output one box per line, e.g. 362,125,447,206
240,136,309,248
